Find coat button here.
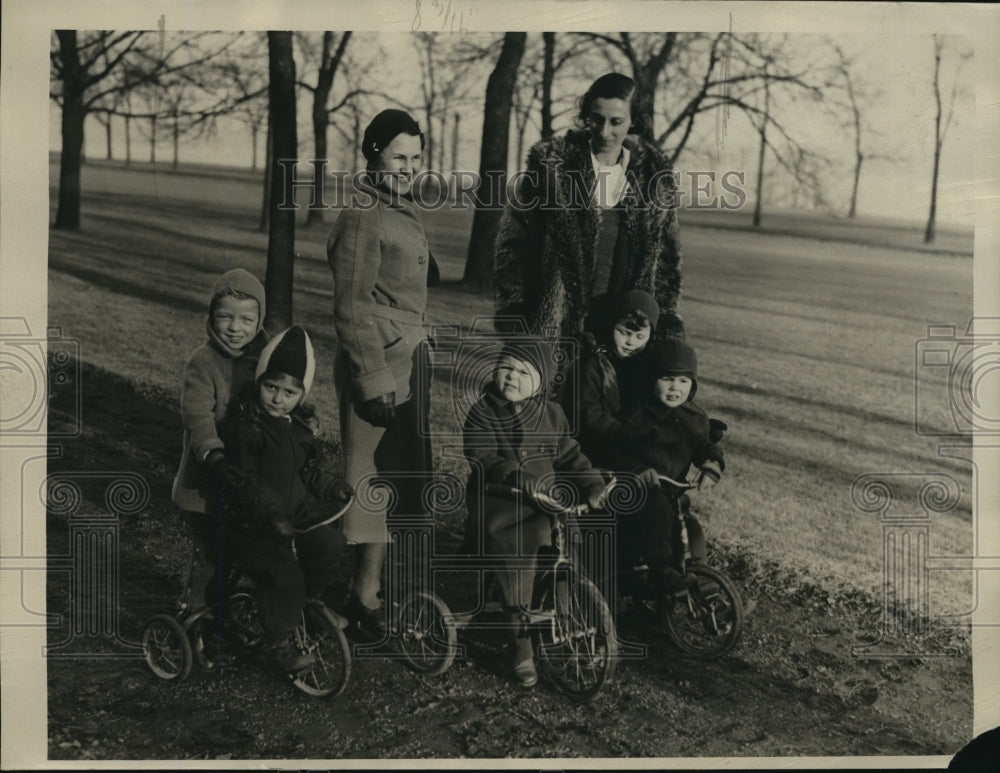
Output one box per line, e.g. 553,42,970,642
418,256,427,265
520,450,528,458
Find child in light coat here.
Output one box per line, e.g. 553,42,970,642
171,268,268,609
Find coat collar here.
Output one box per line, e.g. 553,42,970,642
641,395,701,421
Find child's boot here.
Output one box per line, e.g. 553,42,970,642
512,634,537,689
268,635,314,673
657,566,698,595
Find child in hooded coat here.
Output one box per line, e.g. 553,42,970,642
616,338,726,592
463,335,607,688
171,268,269,609
220,325,352,673
573,289,659,468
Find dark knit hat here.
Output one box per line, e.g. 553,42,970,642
612,289,660,330
648,338,698,398
362,109,424,166
255,325,315,397
497,335,555,392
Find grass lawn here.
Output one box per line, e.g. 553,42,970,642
47,159,975,622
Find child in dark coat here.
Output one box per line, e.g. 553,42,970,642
616,338,726,592
221,325,352,673
171,268,269,610
574,289,659,468
463,336,607,689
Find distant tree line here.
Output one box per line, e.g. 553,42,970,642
51,29,972,316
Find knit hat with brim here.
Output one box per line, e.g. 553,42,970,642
497,335,555,392
256,325,315,397
612,289,660,331
648,338,698,399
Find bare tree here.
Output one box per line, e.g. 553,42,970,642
415,33,440,169
50,30,240,229
924,34,971,243
298,31,353,227
823,43,903,218
462,32,527,293
51,31,145,229
213,35,270,171
576,32,680,142
265,31,298,331
541,32,556,139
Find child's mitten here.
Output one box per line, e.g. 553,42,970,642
271,517,295,540
636,467,660,488
708,418,728,443
585,484,607,511
697,460,722,490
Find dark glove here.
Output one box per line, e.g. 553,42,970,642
709,418,728,443
358,392,396,428
330,478,354,506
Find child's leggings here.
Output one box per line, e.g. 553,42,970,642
227,525,345,642
475,495,552,611
617,487,706,573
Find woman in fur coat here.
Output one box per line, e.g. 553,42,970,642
493,72,685,344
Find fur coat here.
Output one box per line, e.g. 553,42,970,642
494,129,684,341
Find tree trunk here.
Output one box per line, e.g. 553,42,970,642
848,151,862,218
633,66,659,142
305,31,350,227
149,115,156,164
125,114,132,167
629,33,677,143
172,114,180,170
251,123,258,171
541,32,555,140
352,111,361,175
105,118,113,161
752,79,770,229
924,38,943,244
260,121,273,232
54,30,85,230
924,142,940,243
265,31,298,332
451,112,460,172
462,32,527,293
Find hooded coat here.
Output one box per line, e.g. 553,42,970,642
463,380,606,559
494,129,684,342
171,269,268,513
618,397,725,482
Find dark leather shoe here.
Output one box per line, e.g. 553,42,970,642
345,595,387,638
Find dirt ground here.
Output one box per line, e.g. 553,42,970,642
44,359,973,762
